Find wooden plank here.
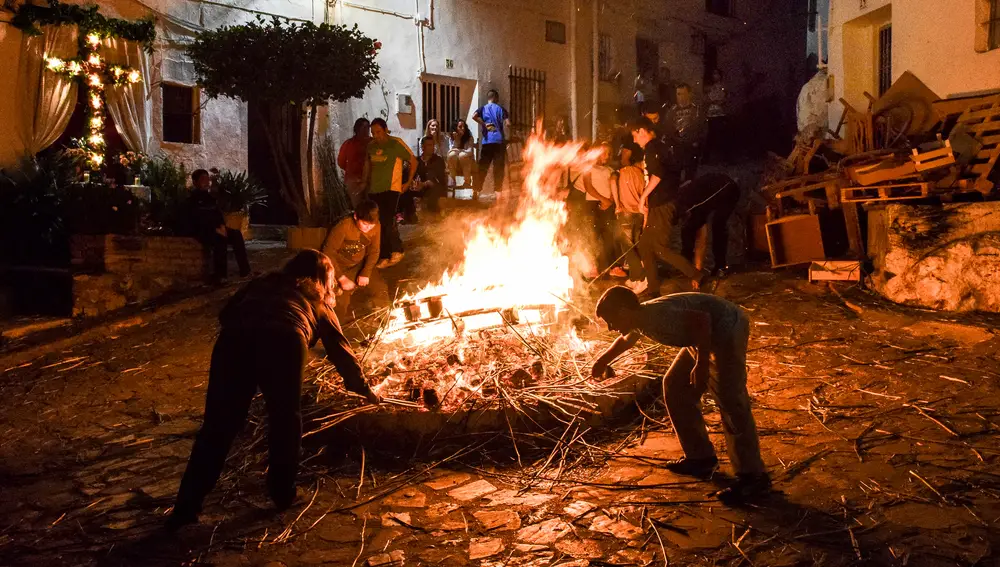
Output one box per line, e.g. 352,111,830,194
958,105,1000,124
849,160,917,185
842,202,865,259
809,260,861,282
842,182,931,204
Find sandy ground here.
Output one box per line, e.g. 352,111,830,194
1,198,999,567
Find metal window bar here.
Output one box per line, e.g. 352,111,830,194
422,81,462,133
598,34,613,81
991,0,1000,50
878,24,892,96
507,66,546,141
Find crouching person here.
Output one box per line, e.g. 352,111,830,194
321,200,389,324
168,250,380,530
591,286,768,503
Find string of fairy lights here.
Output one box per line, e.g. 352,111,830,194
44,32,143,171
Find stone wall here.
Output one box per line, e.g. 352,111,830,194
868,202,1000,313
70,235,209,317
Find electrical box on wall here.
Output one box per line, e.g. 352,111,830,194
396,94,413,114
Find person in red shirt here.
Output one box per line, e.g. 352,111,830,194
338,118,371,206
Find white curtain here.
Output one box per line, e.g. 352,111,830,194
104,37,153,154
16,25,79,155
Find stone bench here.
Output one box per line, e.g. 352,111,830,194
70,235,212,317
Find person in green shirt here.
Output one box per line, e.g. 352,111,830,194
363,118,417,268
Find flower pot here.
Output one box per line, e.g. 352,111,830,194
224,212,251,240
287,226,329,250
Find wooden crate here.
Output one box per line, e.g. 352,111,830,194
809,260,861,282
841,182,931,203
766,214,826,268
910,140,955,172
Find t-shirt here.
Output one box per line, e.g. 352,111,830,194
615,165,645,214
636,293,746,347
416,154,448,189
321,216,380,278
643,139,681,207
337,136,369,181
477,102,508,145
368,137,414,193
587,166,615,202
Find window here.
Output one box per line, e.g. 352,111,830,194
545,20,566,44
162,84,200,144
598,34,613,81
808,0,818,32
991,0,1000,50
706,0,733,17
421,79,461,133
877,24,892,96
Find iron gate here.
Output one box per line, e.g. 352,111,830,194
508,66,546,141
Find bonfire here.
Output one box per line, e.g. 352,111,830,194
305,132,667,438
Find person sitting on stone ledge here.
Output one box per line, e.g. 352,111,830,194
181,169,251,284
167,250,381,531
321,199,388,323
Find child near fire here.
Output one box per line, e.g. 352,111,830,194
321,199,389,323
591,286,768,503
168,250,380,530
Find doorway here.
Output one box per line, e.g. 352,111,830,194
247,100,301,225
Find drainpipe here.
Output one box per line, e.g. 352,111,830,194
591,0,599,141
569,0,579,139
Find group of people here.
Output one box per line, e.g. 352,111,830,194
166,84,765,530
568,111,741,299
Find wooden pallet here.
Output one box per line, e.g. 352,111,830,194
774,178,842,216
953,96,1000,194
841,182,932,203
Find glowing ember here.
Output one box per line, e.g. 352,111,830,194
381,132,604,346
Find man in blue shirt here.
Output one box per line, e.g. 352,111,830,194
472,89,511,201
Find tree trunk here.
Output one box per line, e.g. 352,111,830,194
305,103,318,225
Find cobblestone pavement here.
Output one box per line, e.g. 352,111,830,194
2,215,1000,566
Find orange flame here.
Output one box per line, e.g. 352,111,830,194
382,132,604,345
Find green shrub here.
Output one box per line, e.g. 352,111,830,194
142,155,188,233
0,154,76,266
216,169,267,213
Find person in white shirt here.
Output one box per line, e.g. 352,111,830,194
446,119,476,188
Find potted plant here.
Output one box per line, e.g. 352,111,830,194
216,169,267,239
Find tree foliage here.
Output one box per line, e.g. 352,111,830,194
186,17,380,109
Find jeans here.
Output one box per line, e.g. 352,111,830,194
616,212,644,281
638,201,702,292
173,329,307,514
681,180,740,271
198,228,250,280
370,191,403,258
334,264,390,323
475,142,507,193
661,314,764,475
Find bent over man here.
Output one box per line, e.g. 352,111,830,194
591,286,768,503
168,250,380,530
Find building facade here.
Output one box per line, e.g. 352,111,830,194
826,0,1000,132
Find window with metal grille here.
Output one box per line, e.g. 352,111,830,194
545,20,566,44
877,24,892,96
162,84,200,144
598,34,613,82
990,0,1000,50
421,80,462,133
508,66,546,140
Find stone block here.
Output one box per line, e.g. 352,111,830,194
868,202,1000,312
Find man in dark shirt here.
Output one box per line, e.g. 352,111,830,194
631,118,707,296
680,173,740,277
399,136,447,223
183,169,251,283
591,286,768,504
663,83,706,182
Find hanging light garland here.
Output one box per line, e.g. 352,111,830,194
13,1,156,172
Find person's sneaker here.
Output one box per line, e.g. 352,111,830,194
664,456,719,478
375,259,391,269
609,267,628,278
716,473,772,505
387,252,405,266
